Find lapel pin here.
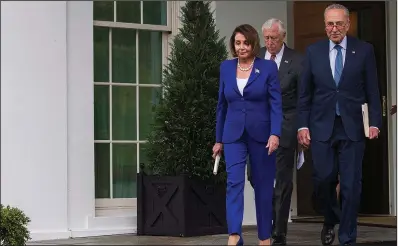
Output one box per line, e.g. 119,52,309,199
352,50,356,54
255,68,260,74
284,60,289,63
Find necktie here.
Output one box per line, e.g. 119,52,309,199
334,45,343,115
270,54,276,61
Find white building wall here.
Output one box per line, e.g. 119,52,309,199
1,1,100,241
1,1,69,240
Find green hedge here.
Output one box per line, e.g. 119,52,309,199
0,204,31,245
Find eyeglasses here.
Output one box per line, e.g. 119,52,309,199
325,21,347,30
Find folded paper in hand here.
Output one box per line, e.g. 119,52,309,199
362,103,369,138
297,151,304,170
213,154,221,175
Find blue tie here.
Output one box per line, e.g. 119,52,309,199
334,45,343,115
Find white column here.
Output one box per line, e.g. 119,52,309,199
66,1,95,231
1,1,69,240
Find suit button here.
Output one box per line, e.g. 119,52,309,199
337,90,339,92
242,109,246,113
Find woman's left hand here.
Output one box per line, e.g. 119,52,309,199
266,135,279,155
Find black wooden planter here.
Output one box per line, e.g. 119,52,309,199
137,173,227,237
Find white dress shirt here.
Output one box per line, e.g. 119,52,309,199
264,43,285,70
237,78,248,96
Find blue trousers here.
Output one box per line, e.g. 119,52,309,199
224,131,276,240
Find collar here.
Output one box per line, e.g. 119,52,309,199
266,43,285,59
329,36,347,52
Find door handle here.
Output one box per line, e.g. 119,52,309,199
382,95,386,117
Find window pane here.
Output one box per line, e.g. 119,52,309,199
94,85,110,140
139,31,162,84
113,143,137,198
112,86,137,140
94,1,114,21
139,87,161,140
143,1,167,25
94,27,109,82
95,143,110,198
116,1,140,24
112,28,136,83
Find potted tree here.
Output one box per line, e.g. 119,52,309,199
137,1,228,237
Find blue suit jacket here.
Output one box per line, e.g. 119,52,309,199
298,36,382,142
216,57,282,144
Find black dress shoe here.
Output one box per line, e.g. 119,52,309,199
321,225,335,245
272,234,286,245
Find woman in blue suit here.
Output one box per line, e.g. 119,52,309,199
212,24,282,245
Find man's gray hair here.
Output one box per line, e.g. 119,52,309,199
261,18,286,35
324,4,350,18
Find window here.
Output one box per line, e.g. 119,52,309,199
93,1,170,210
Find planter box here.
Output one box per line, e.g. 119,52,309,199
137,173,227,237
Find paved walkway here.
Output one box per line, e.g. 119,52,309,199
29,223,396,245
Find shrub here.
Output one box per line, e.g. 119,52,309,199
0,204,31,245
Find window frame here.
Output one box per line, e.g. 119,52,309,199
93,1,181,215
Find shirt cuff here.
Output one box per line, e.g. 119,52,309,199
298,127,309,132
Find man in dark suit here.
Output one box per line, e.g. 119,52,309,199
298,4,382,246
247,18,303,245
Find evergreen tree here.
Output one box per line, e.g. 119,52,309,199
143,1,228,183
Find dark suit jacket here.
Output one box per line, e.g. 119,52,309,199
258,45,304,148
298,36,382,142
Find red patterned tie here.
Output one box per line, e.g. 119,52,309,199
271,54,276,61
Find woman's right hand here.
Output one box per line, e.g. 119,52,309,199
212,143,223,159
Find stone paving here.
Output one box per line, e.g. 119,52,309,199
29,223,396,245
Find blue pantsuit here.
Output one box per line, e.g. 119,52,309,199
216,57,282,241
